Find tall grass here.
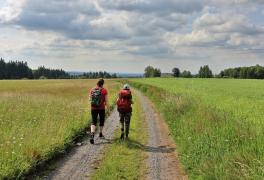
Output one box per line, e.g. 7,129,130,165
0,80,119,179
129,79,264,179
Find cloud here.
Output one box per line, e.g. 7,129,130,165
8,0,192,41
210,0,264,6
165,10,264,52
99,0,205,14
0,0,26,23
0,0,264,73
194,12,264,35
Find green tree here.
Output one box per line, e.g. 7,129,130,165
199,65,213,78
144,66,161,77
181,70,192,78
172,67,180,77
153,68,161,77
144,66,155,77
0,58,6,79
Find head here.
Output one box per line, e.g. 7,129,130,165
97,78,104,87
123,84,130,90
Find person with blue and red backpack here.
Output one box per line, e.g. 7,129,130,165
89,79,108,144
117,84,133,140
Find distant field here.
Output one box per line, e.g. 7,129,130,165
130,78,264,179
0,80,119,178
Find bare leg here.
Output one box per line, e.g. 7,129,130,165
91,125,96,134
90,124,96,144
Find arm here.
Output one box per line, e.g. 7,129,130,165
105,94,109,108
129,93,134,104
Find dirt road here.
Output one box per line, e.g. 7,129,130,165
135,90,187,180
42,90,186,180
46,108,120,180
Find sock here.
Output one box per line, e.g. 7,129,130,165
91,132,94,138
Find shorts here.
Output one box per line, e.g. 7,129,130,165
91,109,105,126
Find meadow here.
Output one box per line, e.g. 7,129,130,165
129,78,264,179
0,79,119,179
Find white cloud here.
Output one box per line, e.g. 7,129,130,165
99,0,205,14
0,0,25,23
0,0,264,73
166,10,264,51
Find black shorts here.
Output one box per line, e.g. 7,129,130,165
91,109,105,126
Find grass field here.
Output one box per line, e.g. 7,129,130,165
92,95,147,180
0,80,119,179
129,78,264,179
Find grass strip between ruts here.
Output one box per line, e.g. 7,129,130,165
91,94,147,180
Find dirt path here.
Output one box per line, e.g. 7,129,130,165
45,108,120,180
135,90,187,180
39,90,186,180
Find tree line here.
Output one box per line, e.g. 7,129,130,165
72,72,117,79
144,66,161,77
219,65,264,79
144,65,212,78
0,58,117,79
145,64,264,79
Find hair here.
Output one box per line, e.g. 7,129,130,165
97,78,104,87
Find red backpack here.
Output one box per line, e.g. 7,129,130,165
117,89,132,113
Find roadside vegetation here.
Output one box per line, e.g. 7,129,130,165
129,78,264,179
0,79,119,179
92,95,147,180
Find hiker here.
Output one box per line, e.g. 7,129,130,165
117,84,133,140
89,79,108,144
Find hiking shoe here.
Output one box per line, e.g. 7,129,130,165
90,138,94,144
120,133,124,140
99,133,105,139
90,133,94,144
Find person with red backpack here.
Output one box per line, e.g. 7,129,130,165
89,79,108,144
117,84,133,140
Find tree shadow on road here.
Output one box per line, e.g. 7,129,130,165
109,138,175,153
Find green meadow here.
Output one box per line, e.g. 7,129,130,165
1,78,264,179
0,80,119,179
130,78,264,179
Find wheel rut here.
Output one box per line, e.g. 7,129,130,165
134,90,187,180
45,109,119,180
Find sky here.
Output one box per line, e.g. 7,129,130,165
0,0,264,73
